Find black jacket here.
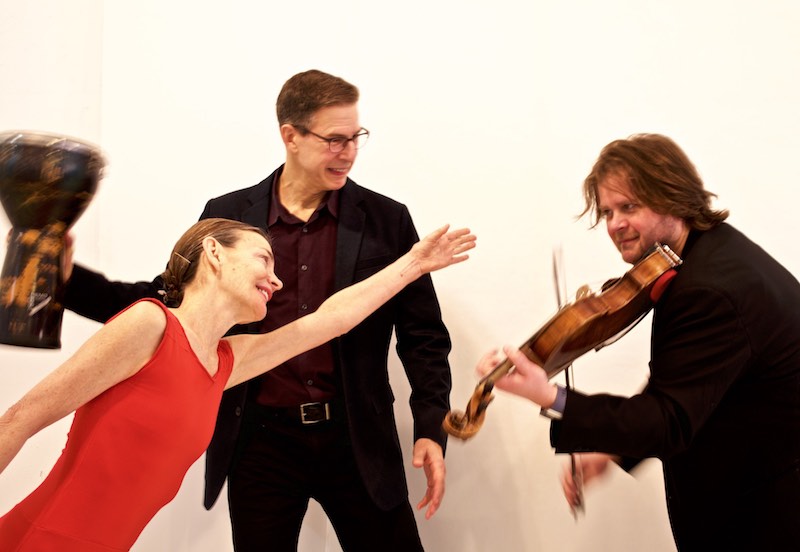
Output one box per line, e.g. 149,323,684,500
552,224,800,550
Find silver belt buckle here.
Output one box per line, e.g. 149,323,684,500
300,402,330,424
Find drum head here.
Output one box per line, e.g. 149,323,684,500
0,130,105,228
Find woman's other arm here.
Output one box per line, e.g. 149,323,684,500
0,301,165,474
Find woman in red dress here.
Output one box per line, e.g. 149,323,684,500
0,217,474,551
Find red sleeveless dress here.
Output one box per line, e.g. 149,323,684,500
0,299,234,551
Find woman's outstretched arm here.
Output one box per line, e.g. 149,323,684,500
225,225,475,388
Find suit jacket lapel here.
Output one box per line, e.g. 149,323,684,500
335,181,365,291
241,171,277,230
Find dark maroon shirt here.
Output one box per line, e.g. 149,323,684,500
255,174,340,407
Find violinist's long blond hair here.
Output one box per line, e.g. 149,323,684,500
582,133,729,231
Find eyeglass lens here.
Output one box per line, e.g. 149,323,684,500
329,131,368,152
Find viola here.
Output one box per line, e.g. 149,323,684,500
443,242,683,441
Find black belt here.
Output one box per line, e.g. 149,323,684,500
251,400,338,425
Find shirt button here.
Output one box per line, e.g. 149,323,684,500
307,380,314,386
300,303,308,311
301,264,308,271
234,407,242,416
302,227,309,233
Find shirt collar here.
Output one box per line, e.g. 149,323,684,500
268,166,341,227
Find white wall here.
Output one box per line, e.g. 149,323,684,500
3,1,800,550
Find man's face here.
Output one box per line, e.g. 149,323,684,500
290,103,362,193
597,171,689,264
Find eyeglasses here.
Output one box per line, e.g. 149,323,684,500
295,126,370,153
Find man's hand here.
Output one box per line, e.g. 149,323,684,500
412,437,446,519
561,452,617,512
477,346,558,408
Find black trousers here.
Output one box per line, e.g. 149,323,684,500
227,405,424,552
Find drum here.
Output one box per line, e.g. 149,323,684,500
0,131,105,348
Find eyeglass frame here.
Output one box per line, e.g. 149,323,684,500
293,125,370,153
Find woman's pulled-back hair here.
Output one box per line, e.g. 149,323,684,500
159,218,270,307
581,133,729,230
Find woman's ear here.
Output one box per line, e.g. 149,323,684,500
202,236,222,271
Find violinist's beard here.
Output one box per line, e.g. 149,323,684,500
614,234,644,263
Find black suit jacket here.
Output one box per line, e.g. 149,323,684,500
64,167,452,511
550,223,800,550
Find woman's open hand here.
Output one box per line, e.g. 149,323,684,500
411,225,476,275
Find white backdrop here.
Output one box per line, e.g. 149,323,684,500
3,1,800,551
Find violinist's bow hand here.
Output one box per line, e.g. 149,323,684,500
561,452,617,519
570,455,585,519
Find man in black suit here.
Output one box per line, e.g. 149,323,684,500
64,70,450,551
479,134,800,551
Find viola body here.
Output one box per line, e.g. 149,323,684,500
517,243,681,380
